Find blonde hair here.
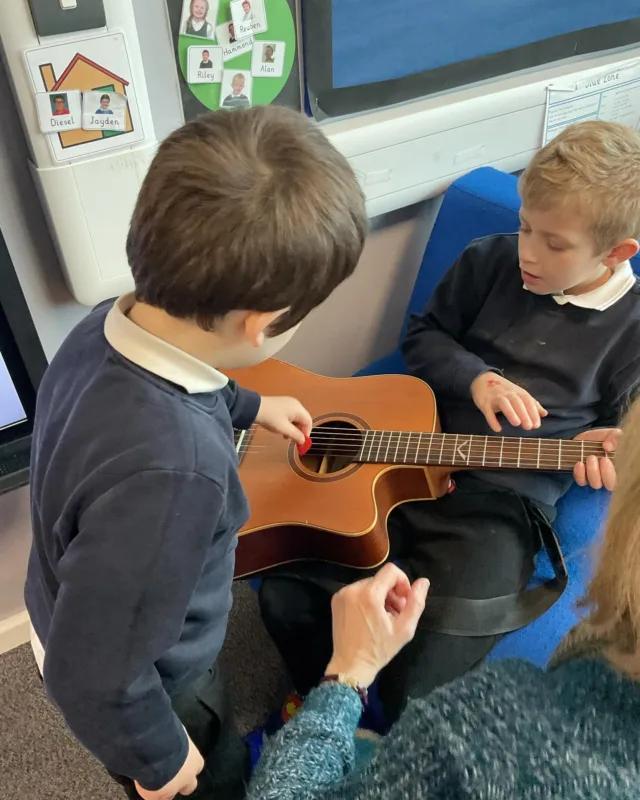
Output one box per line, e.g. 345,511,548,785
579,396,640,675
519,121,640,252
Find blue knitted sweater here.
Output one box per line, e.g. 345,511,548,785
248,657,640,799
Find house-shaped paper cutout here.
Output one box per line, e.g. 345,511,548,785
39,53,134,149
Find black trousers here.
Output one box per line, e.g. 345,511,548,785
258,477,545,724
111,665,248,799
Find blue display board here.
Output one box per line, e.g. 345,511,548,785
303,0,640,118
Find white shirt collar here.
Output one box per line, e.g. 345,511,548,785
524,260,635,311
104,294,228,394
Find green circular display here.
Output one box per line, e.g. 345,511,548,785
178,0,296,111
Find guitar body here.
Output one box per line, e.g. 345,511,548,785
227,359,450,578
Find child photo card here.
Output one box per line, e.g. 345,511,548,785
230,0,268,40
251,41,286,78
220,69,253,109
35,91,82,133
180,0,219,41
82,91,128,131
187,45,223,83
215,20,254,61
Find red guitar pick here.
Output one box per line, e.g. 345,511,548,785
297,436,313,456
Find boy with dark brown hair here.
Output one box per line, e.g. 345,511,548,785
26,107,367,800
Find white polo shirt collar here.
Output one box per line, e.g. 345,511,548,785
103,294,228,394
524,261,635,311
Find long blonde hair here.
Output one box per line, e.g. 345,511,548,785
579,396,640,674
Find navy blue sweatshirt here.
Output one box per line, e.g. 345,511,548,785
26,301,260,789
403,235,640,507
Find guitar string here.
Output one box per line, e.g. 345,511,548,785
235,434,610,457
239,424,595,437
235,434,610,453
235,445,612,463
273,431,607,449
236,424,611,449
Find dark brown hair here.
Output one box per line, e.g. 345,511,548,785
127,107,367,335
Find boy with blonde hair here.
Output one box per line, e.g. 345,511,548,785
259,120,640,724
26,107,367,799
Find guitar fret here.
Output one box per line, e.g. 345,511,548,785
383,432,392,463
485,435,497,467
367,430,376,462
499,437,504,467
517,439,522,468
375,431,384,463
414,433,423,464
426,433,434,465
453,434,459,466
537,439,541,469
470,435,478,466
359,430,369,460
581,440,585,464
395,432,404,464
558,440,562,470
482,436,487,466
438,434,445,464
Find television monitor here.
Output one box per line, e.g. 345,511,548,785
0,226,46,495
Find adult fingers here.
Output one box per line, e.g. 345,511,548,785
369,563,412,604
394,579,429,642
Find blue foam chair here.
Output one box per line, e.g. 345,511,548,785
358,166,640,666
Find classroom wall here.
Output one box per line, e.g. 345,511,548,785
0,3,439,644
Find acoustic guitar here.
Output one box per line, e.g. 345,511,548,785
228,359,612,579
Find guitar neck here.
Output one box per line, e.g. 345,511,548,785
355,431,611,471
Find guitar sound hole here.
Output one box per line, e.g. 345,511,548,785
300,421,364,475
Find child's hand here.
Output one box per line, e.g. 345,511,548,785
470,372,548,432
135,733,203,799
255,396,312,446
573,428,621,491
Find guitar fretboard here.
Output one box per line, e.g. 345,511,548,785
353,430,611,471
234,427,612,472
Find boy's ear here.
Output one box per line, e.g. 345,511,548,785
602,238,639,267
243,309,288,347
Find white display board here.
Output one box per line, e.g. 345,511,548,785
543,59,640,144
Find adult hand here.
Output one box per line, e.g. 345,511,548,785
471,372,548,432
573,428,621,491
255,396,312,447
135,734,204,799
325,563,429,688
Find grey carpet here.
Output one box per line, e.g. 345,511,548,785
0,582,288,800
